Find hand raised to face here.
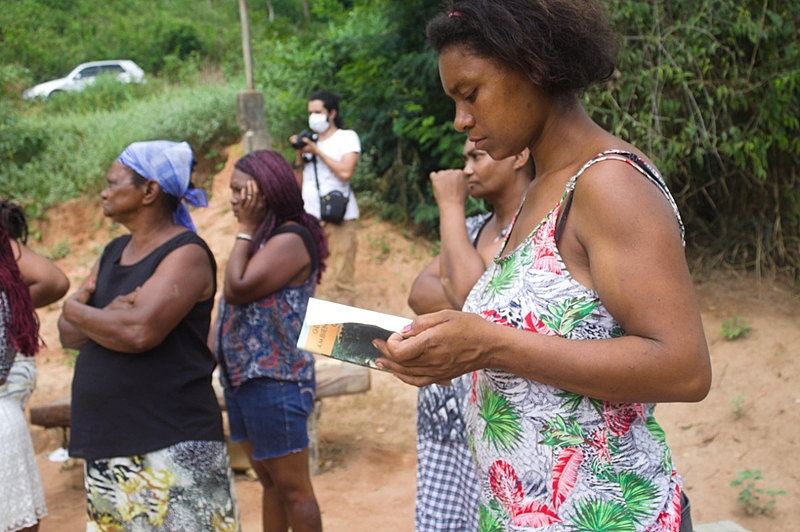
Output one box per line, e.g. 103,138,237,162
430,169,469,208
229,169,268,234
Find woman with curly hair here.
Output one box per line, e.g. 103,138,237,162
377,1,709,530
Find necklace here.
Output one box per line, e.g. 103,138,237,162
492,193,527,244
493,220,513,243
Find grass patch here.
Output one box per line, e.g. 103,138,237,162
720,315,750,340
731,469,787,516
2,81,239,217
730,394,748,420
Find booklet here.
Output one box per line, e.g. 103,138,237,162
297,298,412,370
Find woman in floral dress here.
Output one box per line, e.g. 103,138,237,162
377,1,711,531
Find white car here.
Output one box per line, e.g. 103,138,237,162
23,60,145,99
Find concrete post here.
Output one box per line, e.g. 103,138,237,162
236,90,270,153
237,0,270,153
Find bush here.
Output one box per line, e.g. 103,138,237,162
0,83,240,217
0,65,33,102
590,0,800,277
250,0,800,268
253,0,460,233
38,75,160,115
2,0,798,279
0,0,244,81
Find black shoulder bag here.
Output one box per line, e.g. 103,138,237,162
312,156,349,224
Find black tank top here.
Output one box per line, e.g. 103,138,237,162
69,231,224,460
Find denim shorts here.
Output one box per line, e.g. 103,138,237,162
224,376,316,460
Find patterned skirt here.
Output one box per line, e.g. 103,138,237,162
84,440,240,532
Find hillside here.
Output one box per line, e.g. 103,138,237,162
25,144,800,531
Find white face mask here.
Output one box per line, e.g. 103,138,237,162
308,112,331,134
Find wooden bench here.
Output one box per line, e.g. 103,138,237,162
29,357,370,476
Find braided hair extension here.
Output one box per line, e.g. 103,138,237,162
0,224,39,356
234,150,328,283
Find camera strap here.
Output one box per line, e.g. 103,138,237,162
312,155,351,201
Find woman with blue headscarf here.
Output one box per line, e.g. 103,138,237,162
58,141,240,531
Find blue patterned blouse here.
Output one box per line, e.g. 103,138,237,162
215,226,317,387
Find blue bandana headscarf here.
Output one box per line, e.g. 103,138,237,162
116,140,208,232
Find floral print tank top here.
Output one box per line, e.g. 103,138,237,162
463,151,685,531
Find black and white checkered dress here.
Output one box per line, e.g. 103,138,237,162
415,214,489,532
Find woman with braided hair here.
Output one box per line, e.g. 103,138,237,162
1,200,70,310
0,199,69,532
0,220,46,532
212,150,326,532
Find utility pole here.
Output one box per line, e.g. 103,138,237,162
237,0,270,153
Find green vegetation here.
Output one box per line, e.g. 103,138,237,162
1,81,238,217
0,0,243,81
731,469,787,516
730,394,748,419
42,240,71,261
0,0,798,280
720,314,751,340
592,0,800,278
367,234,390,262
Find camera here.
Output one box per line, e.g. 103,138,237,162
291,130,318,149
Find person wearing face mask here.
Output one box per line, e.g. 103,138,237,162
291,90,361,306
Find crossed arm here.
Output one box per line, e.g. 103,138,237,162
58,244,214,353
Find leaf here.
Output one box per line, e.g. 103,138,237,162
510,500,562,528
645,415,667,445
481,309,513,328
645,415,674,473
617,471,658,523
554,391,605,414
603,403,639,437
542,296,597,336
485,254,517,296
552,447,584,510
540,414,588,447
660,446,674,476
478,503,505,532
488,460,524,509
655,484,683,531
523,311,556,336
470,370,478,405
554,390,585,412
569,498,636,532
590,455,618,483
589,428,612,463
479,388,524,452
533,245,562,275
